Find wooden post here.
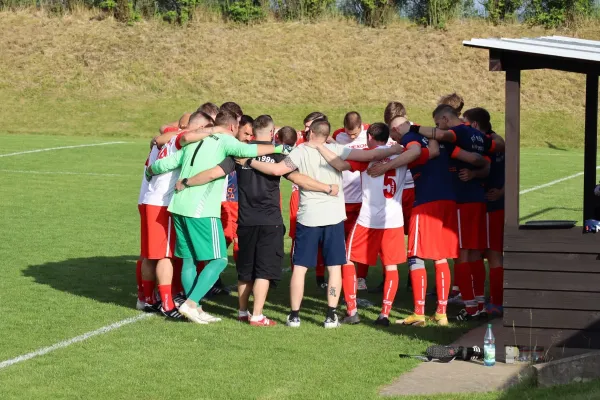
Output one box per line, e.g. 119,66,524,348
583,74,599,221
505,69,521,228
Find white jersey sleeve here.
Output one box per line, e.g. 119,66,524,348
138,147,158,205
143,136,182,207
356,146,407,229
335,127,368,204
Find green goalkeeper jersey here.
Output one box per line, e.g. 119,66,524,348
151,133,261,218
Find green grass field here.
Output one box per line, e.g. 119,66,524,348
1,133,599,400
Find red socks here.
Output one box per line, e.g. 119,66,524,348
136,259,144,301
489,266,504,306
435,260,450,315
171,258,184,295
454,261,477,314
381,269,399,317
356,263,369,280
233,241,239,263
471,259,486,311
141,279,156,304
342,264,357,316
158,284,175,311
316,264,325,279
410,267,427,315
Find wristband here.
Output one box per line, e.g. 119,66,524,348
245,158,253,168
182,178,190,188
409,124,421,134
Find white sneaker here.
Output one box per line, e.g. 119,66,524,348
286,315,301,328
448,293,464,305
179,303,209,324
136,299,146,311
196,307,222,323
357,278,368,291
324,314,341,329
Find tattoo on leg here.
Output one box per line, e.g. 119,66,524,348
329,286,336,297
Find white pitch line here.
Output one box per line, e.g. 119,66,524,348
0,313,153,370
0,169,133,177
0,142,127,158
520,166,600,195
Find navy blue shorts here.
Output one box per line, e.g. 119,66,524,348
292,221,347,267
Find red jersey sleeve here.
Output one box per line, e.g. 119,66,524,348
348,160,369,172
174,132,186,149
162,125,179,134
408,147,430,169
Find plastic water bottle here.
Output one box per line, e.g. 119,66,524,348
484,323,496,366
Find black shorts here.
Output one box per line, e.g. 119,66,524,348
236,224,284,282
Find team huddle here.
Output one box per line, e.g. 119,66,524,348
136,95,506,328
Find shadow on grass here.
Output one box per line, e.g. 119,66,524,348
22,254,475,346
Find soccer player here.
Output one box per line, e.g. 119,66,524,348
176,115,337,326
197,102,220,120
289,112,328,289
146,110,288,324
400,105,504,321
438,93,465,117
139,111,214,319
332,112,369,292
247,118,404,328
319,123,416,326
463,107,505,317
220,101,243,122
276,126,298,148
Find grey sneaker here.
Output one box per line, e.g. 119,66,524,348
341,313,361,325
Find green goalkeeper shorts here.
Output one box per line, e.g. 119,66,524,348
172,215,227,261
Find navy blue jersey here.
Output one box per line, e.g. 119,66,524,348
485,132,505,212
400,132,456,207
448,124,495,204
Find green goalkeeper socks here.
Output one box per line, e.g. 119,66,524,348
186,258,228,304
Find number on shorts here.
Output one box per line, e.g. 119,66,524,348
383,169,397,198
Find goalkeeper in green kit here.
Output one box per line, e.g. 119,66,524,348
147,110,288,324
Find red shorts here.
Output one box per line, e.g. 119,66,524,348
140,204,175,260
221,201,238,246
289,189,300,239
457,202,486,251
347,224,407,266
408,200,459,260
402,188,415,235
344,203,362,241
486,209,504,252
139,204,146,256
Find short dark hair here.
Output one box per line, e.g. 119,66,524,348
367,123,389,143
197,102,219,117
432,104,457,119
303,112,327,125
239,115,254,127
220,102,243,118
277,126,298,146
188,110,214,126
438,93,464,116
252,115,274,135
384,102,407,125
343,111,362,131
463,107,492,133
309,118,331,138
214,110,239,127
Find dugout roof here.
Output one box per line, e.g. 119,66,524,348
462,35,600,227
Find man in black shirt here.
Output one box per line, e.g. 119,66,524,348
176,115,338,326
